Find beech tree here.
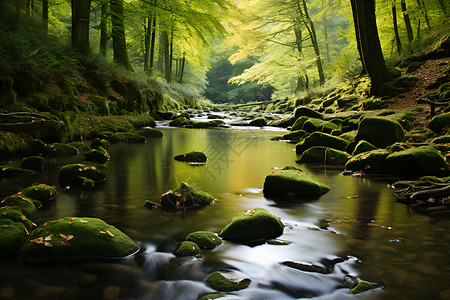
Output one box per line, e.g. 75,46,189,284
72,0,92,55
111,0,132,70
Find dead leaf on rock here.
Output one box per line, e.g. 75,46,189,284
44,242,53,248
21,216,27,221
44,234,53,241
244,209,255,216
80,219,88,223
106,230,114,237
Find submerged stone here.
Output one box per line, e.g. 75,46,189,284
355,116,405,148
174,151,207,163
20,184,57,203
23,217,140,263
205,271,251,292
219,207,284,242
160,182,215,209
263,168,330,198
350,280,379,294
21,156,44,171
186,231,222,249
58,163,108,190
0,219,29,257
173,241,201,257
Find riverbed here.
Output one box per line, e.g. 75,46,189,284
0,126,449,300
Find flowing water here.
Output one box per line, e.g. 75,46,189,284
1,126,450,300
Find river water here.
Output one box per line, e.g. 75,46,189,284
1,126,449,300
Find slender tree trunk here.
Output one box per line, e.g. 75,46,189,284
401,0,414,49
144,17,151,73
157,28,165,74
415,0,430,27
42,0,49,32
161,30,170,82
301,0,325,86
392,0,402,54
350,0,366,74
350,0,388,95
166,27,173,83
26,0,33,16
149,14,156,76
111,0,132,71
321,0,330,64
99,1,108,57
72,0,92,55
179,55,185,84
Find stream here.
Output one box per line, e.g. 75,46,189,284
0,125,449,300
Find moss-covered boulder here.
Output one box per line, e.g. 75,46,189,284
351,140,378,156
143,200,160,209
298,146,350,166
134,128,164,138
303,119,339,134
198,293,230,300
192,120,225,128
345,149,391,173
91,138,109,149
340,130,357,141
263,168,330,198
350,280,379,294
282,130,308,142
296,132,348,154
46,143,78,156
186,231,222,249
0,166,35,178
21,156,44,171
174,151,207,163
429,112,450,134
290,116,309,131
160,182,215,209
169,116,194,127
2,193,37,218
23,217,140,263
249,117,267,127
109,132,146,143
294,106,322,119
219,208,284,242
0,219,29,257
173,241,201,257
0,206,33,230
385,144,449,176
355,117,405,148
205,271,251,292
84,146,110,164
20,184,57,203
59,163,108,190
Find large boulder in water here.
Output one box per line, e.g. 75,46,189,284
219,207,284,242
263,168,330,198
2,193,37,218
205,271,251,292
298,146,350,166
186,231,222,249
20,156,44,171
23,217,140,263
294,106,322,119
355,116,405,148
174,151,207,163
84,146,110,164
59,163,108,190
296,132,348,154
160,182,215,209
385,144,449,176
173,241,201,257
345,149,391,173
0,206,33,230
20,184,57,203
0,219,29,257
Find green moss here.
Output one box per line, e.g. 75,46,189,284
160,182,215,209
20,156,44,171
169,117,194,127
67,142,90,152
198,293,229,300
91,96,110,116
20,184,57,203
192,120,225,128
0,206,33,230
249,117,267,127
186,231,222,249
173,241,201,257
429,112,450,134
283,130,308,141
0,166,35,179
219,207,284,242
350,281,378,294
290,116,309,131
91,138,109,149
0,75,17,105
356,117,405,148
46,143,78,157
325,148,351,165
2,193,37,218
205,271,250,292
352,140,378,156
294,106,323,119
298,146,327,164
134,128,164,138
59,163,108,190
387,142,412,152
174,151,207,163
109,132,146,143
84,146,110,164
143,200,160,209
263,169,330,198
0,131,36,159
432,135,450,144
340,130,357,141
23,217,140,263
296,132,349,154
345,149,392,173
0,219,29,257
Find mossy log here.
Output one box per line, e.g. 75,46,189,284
0,112,65,140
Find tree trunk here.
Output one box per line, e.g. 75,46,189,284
111,0,132,71
42,0,49,32
72,0,92,56
415,0,430,28
350,0,366,74
157,28,165,74
161,29,170,82
301,0,325,86
26,0,33,16
178,55,185,84
167,27,173,83
350,0,388,96
322,0,330,64
99,1,108,57
149,14,156,76
401,0,414,49
437,0,447,16
392,1,402,54
144,17,151,73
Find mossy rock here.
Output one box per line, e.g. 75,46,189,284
0,219,29,257
0,75,17,105
59,163,108,190
340,130,357,141
46,143,78,157
143,200,160,209
20,156,44,171
23,217,140,263
290,116,309,131
91,138,109,149
0,206,33,230
282,130,308,142
294,106,322,119
134,128,164,138
385,144,449,176
109,132,146,144
192,120,225,128
352,140,378,156
186,231,222,249
173,241,201,257
296,132,349,154
432,135,450,144
325,148,351,165
249,117,267,127
169,117,194,127
84,146,110,164
406,61,424,73
263,169,330,198
20,184,57,203
198,293,231,300
386,142,412,153
298,146,350,166
67,142,90,153
355,116,405,148
2,193,37,219
174,151,207,163
0,166,35,179
429,112,450,134
205,271,251,292
350,280,379,294
345,149,392,173
160,182,215,209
